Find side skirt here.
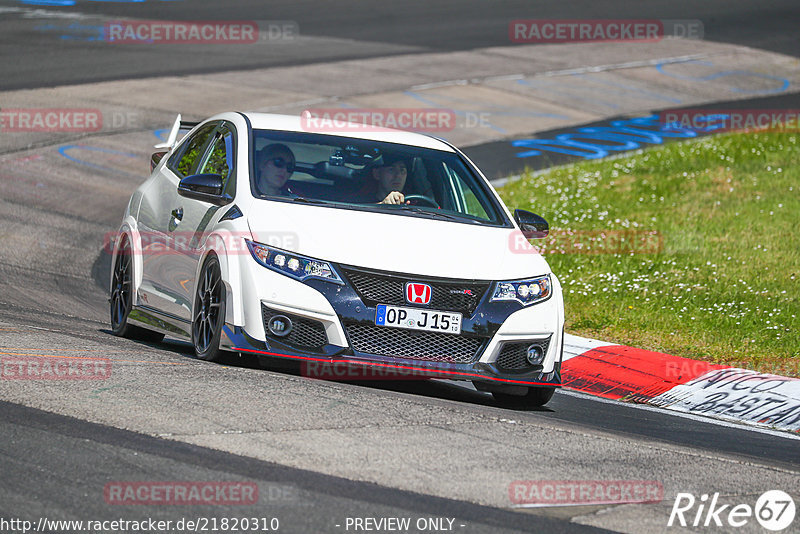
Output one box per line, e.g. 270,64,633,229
128,305,191,339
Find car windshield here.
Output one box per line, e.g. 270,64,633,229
251,129,507,226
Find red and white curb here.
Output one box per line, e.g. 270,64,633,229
562,334,800,433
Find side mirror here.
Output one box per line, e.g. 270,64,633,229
514,209,549,239
177,173,232,206
151,150,168,172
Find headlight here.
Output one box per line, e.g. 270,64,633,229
245,239,343,284
491,275,551,306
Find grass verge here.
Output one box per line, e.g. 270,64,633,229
498,131,799,376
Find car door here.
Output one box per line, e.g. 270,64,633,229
137,122,218,319
169,123,237,322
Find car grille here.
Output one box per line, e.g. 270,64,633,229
341,267,490,316
495,336,551,371
345,323,484,364
262,305,328,351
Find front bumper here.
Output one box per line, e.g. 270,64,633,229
221,260,564,388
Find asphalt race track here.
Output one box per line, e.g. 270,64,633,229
0,0,798,90
0,1,799,533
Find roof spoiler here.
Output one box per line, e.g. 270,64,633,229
153,114,200,150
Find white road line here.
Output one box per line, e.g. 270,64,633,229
0,7,95,20
410,79,470,91
532,53,712,78
411,53,713,91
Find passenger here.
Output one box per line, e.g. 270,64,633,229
257,143,295,196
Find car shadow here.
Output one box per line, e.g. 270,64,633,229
100,328,554,411
257,355,555,412
98,329,263,369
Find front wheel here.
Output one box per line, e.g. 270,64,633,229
492,387,555,409
192,255,227,361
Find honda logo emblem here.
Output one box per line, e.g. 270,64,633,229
405,282,432,305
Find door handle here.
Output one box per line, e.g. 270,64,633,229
171,207,184,221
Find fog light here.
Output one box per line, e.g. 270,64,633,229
526,344,545,365
268,315,292,337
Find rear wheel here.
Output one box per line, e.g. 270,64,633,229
110,236,164,342
492,387,555,409
192,255,227,361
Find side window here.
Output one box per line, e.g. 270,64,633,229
443,163,489,220
167,124,216,178
198,130,233,181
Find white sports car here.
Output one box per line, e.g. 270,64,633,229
110,112,564,407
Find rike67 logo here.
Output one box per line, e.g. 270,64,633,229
668,490,795,531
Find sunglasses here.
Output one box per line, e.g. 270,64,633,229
265,157,295,173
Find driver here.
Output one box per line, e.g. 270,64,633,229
365,153,410,204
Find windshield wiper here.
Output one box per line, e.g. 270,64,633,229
287,197,474,223
394,205,461,221
289,196,329,205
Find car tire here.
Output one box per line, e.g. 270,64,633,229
110,235,165,343
492,387,555,409
192,254,227,362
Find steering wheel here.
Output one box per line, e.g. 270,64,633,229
404,194,440,209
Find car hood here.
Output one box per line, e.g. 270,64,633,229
243,199,551,280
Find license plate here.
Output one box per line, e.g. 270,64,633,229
375,304,462,335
